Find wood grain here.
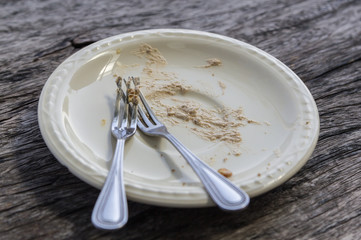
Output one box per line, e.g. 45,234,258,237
1,0,360,239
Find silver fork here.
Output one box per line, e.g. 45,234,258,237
137,90,250,211
92,77,138,230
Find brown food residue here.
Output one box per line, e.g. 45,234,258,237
113,43,264,155
198,58,222,68
131,44,259,145
124,77,140,105
145,82,190,99
127,88,140,105
134,43,167,66
101,119,106,126
218,168,232,178
218,80,226,95
142,66,176,80
162,100,245,144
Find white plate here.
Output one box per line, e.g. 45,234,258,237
38,29,319,207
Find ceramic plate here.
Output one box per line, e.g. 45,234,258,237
38,29,319,207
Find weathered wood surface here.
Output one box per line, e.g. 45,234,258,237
1,0,360,239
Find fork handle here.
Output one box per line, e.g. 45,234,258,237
92,139,128,229
164,133,250,211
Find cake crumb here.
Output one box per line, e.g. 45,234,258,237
247,119,261,124
116,48,121,54
232,150,241,156
134,43,167,65
101,119,106,126
218,168,232,178
218,80,226,95
200,58,222,68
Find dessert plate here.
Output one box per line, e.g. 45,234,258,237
38,29,319,207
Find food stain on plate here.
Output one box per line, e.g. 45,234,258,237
111,43,267,170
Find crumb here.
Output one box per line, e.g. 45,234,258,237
196,58,222,68
257,173,261,177
223,158,228,162
232,150,241,156
204,58,222,68
171,169,175,173
134,43,167,65
115,76,122,88
218,80,226,95
182,182,186,186
116,48,121,54
274,148,281,157
127,87,140,104
207,58,222,66
218,168,232,178
247,119,261,124
101,119,106,126
126,77,140,104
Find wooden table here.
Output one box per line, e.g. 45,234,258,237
1,0,360,239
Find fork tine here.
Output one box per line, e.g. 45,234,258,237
112,88,121,127
138,90,160,124
128,103,138,129
136,118,147,131
112,79,127,129
122,76,139,131
138,105,153,127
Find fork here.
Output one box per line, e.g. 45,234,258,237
91,77,138,230
137,90,250,211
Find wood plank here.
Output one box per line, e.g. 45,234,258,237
1,0,360,239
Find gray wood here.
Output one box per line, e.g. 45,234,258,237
1,0,360,239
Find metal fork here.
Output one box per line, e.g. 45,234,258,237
137,90,250,211
92,77,138,230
